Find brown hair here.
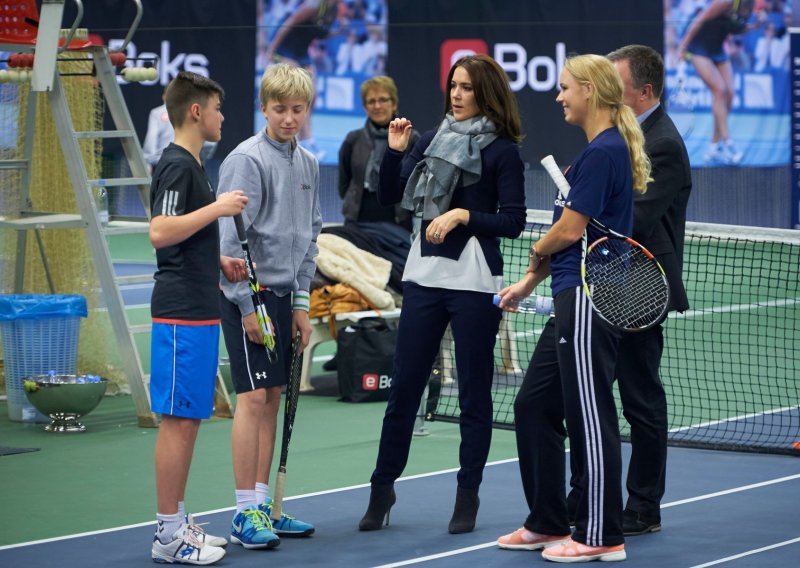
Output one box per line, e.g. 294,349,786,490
606,44,665,99
360,75,399,106
442,54,523,143
164,71,224,128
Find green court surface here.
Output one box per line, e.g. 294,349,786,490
434,226,800,453
0,390,519,546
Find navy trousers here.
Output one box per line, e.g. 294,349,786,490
370,282,502,489
617,324,667,519
515,287,625,547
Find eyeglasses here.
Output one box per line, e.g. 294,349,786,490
365,97,392,106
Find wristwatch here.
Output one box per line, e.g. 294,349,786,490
528,243,542,272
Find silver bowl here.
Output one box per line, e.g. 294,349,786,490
23,375,108,432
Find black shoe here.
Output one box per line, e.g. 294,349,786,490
448,486,479,534
322,354,337,372
358,483,396,530
622,509,661,536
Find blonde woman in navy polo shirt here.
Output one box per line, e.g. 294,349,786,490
496,54,651,563
358,54,526,534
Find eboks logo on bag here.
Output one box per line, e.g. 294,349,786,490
362,374,392,391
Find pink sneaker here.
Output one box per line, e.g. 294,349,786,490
542,538,626,562
497,527,571,551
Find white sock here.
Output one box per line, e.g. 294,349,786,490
177,501,186,518
156,512,183,542
255,482,270,505
235,489,257,514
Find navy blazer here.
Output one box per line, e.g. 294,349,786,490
378,129,526,276
637,105,692,313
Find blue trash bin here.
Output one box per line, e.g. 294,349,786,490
0,295,88,423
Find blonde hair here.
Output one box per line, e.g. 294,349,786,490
360,75,399,106
258,64,314,108
564,54,651,193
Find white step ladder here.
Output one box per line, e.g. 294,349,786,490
0,0,232,425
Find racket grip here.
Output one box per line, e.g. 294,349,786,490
540,155,572,198
233,214,247,243
271,470,286,521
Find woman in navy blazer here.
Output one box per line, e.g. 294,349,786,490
358,54,526,534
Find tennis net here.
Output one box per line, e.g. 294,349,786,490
430,210,800,455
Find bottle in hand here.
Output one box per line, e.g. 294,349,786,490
492,294,554,316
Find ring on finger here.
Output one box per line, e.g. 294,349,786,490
434,232,441,238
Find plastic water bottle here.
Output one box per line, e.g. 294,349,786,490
492,294,554,315
95,186,109,226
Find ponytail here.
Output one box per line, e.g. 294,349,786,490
613,104,652,193
564,54,652,193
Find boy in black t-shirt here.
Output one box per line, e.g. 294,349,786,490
149,71,248,565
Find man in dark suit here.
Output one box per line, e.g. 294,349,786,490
606,44,693,536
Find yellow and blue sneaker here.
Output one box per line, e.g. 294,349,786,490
230,506,280,549
258,498,315,537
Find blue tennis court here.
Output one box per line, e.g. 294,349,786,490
1,445,798,567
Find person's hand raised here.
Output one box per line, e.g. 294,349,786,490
388,118,414,152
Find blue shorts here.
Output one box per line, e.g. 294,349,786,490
686,45,728,65
150,321,220,419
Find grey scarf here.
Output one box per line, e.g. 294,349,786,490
401,114,496,220
363,119,388,193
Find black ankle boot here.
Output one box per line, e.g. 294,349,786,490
448,486,479,534
358,483,396,530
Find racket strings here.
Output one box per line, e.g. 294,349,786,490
585,241,669,329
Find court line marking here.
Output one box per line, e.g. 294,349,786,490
3,463,796,557
0,458,520,551
688,536,800,568
372,542,498,568
505,297,800,437
670,405,800,433
674,297,800,318
508,296,800,339
370,473,800,568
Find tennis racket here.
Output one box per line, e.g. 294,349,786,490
233,214,278,363
540,155,669,332
667,59,695,139
271,334,304,522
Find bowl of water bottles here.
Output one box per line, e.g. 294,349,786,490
22,372,108,432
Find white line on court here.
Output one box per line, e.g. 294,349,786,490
370,472,800,568
688,536,800,568
371,542,498,568
0,458,519,551
507,296,800,340
670,405,800,434
674,297,800,318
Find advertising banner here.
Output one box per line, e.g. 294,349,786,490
791,26,800,227
256,0,388,164
385,1,663,168
80,0,256,158
665,1,793,168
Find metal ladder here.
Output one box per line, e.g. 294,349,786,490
0,0,232,426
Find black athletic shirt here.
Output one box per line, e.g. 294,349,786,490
150,143,221,321
687,0,751,54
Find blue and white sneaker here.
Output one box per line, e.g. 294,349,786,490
152,522,225,565
259,498,315,537
230,506,280,549
184,514,228,548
